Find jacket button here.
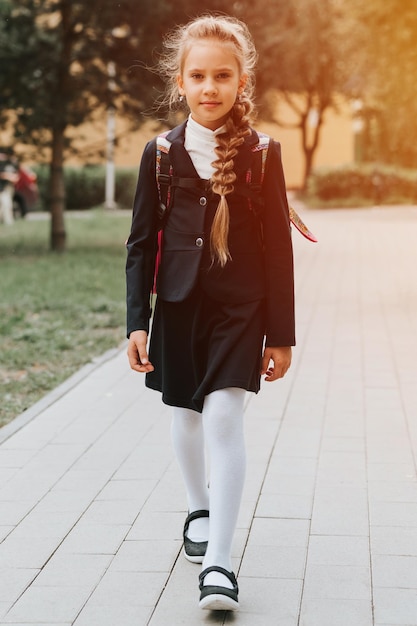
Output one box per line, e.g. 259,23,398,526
199,196,207,206
195,237,203,247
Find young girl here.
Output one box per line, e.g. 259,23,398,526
126,14,295,611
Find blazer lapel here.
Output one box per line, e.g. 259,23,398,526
166,122,201,178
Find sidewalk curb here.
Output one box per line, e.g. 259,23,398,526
0,343,127,445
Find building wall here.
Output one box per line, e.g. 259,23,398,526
65,97,355,189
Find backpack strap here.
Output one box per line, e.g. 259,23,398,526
155,131,317,242
155,133,173,225
156,133,210,227
250,132,318,242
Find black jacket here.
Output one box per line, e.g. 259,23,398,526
126,121,295,347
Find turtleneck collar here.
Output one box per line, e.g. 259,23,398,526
187,114,227,140
184,115,227,179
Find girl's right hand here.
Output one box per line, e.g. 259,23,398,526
127,330,155,373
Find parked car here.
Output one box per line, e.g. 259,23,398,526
0,151,39,218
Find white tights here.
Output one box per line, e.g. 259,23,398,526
171,387,246,587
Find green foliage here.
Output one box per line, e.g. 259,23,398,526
307,163,417,206
0,211,131,426
351,0,417,168
33,165,137,210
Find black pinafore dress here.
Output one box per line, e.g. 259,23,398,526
145,187,266,413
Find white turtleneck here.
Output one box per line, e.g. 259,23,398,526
184,115,226,180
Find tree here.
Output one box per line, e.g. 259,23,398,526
0,0,368,231
351,0,417,168
0,0,233,250
241,0,364,188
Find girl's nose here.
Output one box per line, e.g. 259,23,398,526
203,80,217,95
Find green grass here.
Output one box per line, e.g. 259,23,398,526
0,210,132,428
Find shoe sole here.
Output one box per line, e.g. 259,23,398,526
184,548,204,564
199,594,239,611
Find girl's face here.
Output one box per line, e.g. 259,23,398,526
177,39,247,130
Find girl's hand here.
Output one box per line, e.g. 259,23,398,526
127,330,155,373
261,346,292,382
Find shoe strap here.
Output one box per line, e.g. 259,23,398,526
199,566,238,589
184,509,209,535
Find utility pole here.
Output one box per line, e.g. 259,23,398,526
105,60,116,210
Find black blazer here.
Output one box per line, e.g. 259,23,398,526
126,121,295,347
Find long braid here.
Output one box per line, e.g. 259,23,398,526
210,95,253,266
157,15,257,265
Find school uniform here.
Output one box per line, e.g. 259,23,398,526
126,119,295,412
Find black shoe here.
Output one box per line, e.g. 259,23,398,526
198,566,239,611
183,509,209,563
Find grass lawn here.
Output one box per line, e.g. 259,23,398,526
0,209,133,428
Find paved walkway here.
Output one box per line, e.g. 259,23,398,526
1,204,417,626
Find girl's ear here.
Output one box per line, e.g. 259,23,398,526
238,73,248,95
177,74,185,95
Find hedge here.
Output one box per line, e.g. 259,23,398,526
307,163,417,206
33,164,138,211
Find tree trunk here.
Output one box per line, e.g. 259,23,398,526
300,107,324,191
49,126,66,252
49,0,72,252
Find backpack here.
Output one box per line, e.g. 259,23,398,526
152,130,316,292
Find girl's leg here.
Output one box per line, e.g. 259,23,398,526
171,407,210,541
201,387,246,588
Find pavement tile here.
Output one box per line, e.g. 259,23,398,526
261,473,316,497
31,554,112,588
1,585,91,624
248,517,310,548
370,501,417,527
57,522,130,555
239,545,307,579
0,469,18,490
0,569,40,604
0,527,12,542
299,598,373,626
303,564,371,600
307,535,370,566
83,570,168,608
372,554,417,588
373,587,417,625
371,525,417,556
111,539,181,572
127,510,184,542
0,501,35,526
256,492,313,519
80,499,142,526
310,485,369,536
0,536,64,569
368,481,417,503
367,463,416,482
73,603,152,626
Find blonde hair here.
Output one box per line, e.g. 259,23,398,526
158,14,258,266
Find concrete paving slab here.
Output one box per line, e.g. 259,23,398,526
1,206,417,625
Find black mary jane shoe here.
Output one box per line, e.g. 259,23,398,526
198,565,239,611
183,509,209,563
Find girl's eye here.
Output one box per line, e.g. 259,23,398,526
191,73,203,79
218,73,230,79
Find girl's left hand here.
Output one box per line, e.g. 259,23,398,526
261,346,292,381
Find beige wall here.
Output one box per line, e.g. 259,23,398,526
65,97,355,189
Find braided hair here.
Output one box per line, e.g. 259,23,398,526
158,15,257,266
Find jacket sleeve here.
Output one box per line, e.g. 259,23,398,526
261,140,296,347
125,140,159,337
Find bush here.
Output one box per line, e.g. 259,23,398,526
33,164,138,211
307,162,417,206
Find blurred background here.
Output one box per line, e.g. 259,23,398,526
1,0,416,424
1,0,417,235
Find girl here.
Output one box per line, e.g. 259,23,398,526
126,14,295,611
